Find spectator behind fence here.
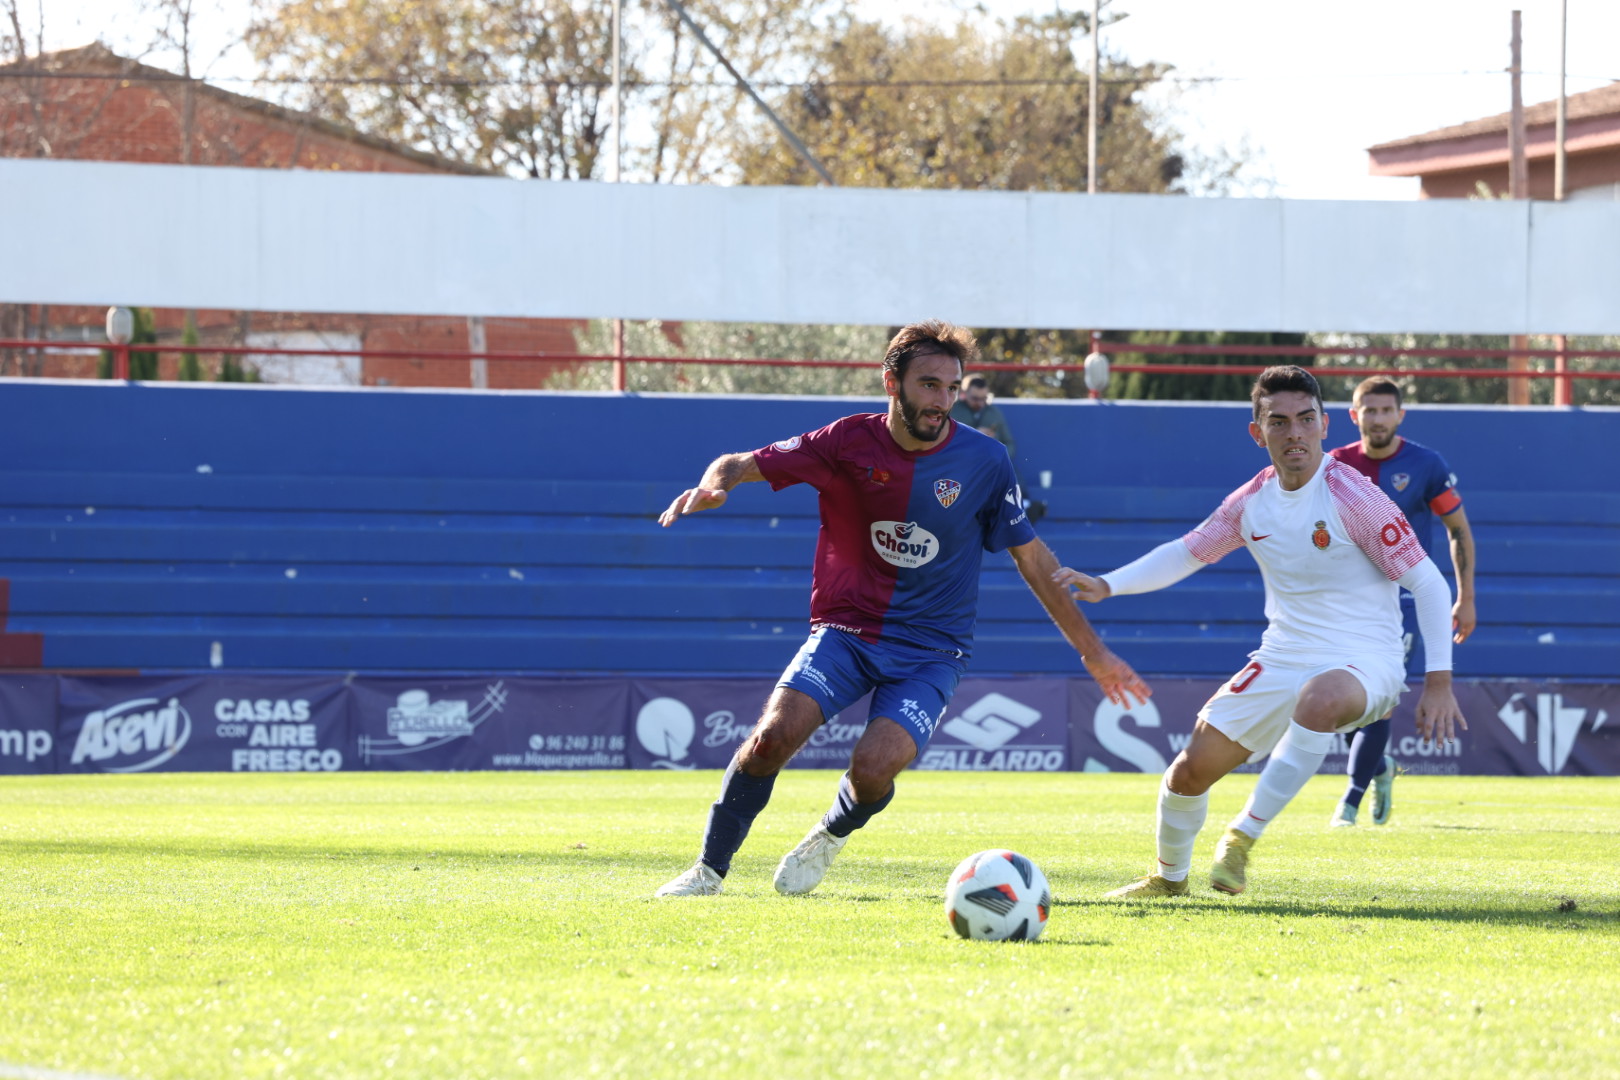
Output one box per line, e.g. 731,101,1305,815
950,374,1046,523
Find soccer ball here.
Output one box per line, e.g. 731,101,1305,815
944,849,1051,942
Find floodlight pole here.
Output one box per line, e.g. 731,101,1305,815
611,0,626,392
1554,0,1567,202
1087,0,1099,194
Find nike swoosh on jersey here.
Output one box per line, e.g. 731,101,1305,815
1249,533,1271,541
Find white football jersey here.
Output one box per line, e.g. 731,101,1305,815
1183,456,1427,663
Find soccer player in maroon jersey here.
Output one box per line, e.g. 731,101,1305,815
654,320,1149,898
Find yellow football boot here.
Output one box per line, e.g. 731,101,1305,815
1210,828,1255,895
1103,874,1190,899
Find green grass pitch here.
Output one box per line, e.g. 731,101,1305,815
1,770,1616,1079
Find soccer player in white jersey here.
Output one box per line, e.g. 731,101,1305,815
1053,366,1467,898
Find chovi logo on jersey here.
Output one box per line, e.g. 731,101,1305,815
870,521,940,568
70,697,192,772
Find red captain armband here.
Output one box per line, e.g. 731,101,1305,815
1429,488,1463,516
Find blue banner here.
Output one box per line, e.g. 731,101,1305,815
56,676,349,773
351,677,629,770
5,673,1613,777
0,674,57,775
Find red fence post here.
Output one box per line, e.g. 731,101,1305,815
114,343,130,381
1554,334,1571,406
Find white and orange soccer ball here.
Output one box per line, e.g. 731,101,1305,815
944,849,1051,942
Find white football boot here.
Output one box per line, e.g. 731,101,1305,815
654,862,723,897
773,826,849,895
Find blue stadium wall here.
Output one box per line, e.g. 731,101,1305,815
3,379,1617,779
1,378,1616,681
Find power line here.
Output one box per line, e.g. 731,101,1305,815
2,67,1612,92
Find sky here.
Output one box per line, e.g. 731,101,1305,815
32,0,1620,201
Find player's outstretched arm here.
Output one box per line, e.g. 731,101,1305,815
1414,670,1468,747
658,452,764,527
1010,538,1150,708
1443,505,1478,643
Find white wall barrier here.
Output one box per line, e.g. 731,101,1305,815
5,157,1620,335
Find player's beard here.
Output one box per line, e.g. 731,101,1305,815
1362,427,1397,451
897,386,949,442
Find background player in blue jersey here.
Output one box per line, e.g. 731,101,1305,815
653,320,1150,898
1327,377,1478,826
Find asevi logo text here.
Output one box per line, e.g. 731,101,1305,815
71,697,192,773
920,692,1062,771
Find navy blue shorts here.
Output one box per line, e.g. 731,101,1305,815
777,627,966,752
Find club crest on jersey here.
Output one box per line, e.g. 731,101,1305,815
773,436,802,452
934,478,962,508
1392,472,1411,492
1312,520,1331,550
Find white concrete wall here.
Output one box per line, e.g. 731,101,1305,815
4,157,1618,334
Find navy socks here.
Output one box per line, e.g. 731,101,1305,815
1343,717,1392,809
699,759,777,877
820,772,894,839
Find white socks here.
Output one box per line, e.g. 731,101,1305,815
1155,778,1209,882
1231,721,1337,840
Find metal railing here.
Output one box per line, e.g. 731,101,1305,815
3,337,1618,403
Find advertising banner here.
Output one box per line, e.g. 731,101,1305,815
351,677,629,770
1448,681,1619,777
628,679,780,771
56,676,349,774
8,673,1615,777
0,674,58,776
916,678,1072,772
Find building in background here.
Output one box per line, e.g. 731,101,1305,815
0,44,582,387
1368,83,1620,201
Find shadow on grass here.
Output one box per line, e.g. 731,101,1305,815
1050,892,1619,929
7,840,1615,930
0,836,689,874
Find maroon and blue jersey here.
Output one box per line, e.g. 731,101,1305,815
754,413,1036,658
1329,436,1462,560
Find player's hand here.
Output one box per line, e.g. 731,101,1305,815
658,487,728,526
1452,595,1477,644
1052,566,1111,603
1414,676,1468,748
1083,648,1151,709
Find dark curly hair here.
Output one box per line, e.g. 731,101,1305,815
882,320,979,381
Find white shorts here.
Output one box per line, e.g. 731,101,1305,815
1198,652,1407,759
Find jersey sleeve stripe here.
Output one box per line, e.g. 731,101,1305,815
1182,469,1269,564
1325,459,1426,582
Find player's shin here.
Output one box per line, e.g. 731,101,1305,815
1232,721,1337,839
820,771,894,837
1155,777,1209,882
699,757,778,876
1342,718,1392,809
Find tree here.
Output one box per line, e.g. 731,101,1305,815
247,0,848,182
178,311,203,381
1307,332,1620,408
725,9,1213,194
561,319,888,394
1110,329,1307,403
